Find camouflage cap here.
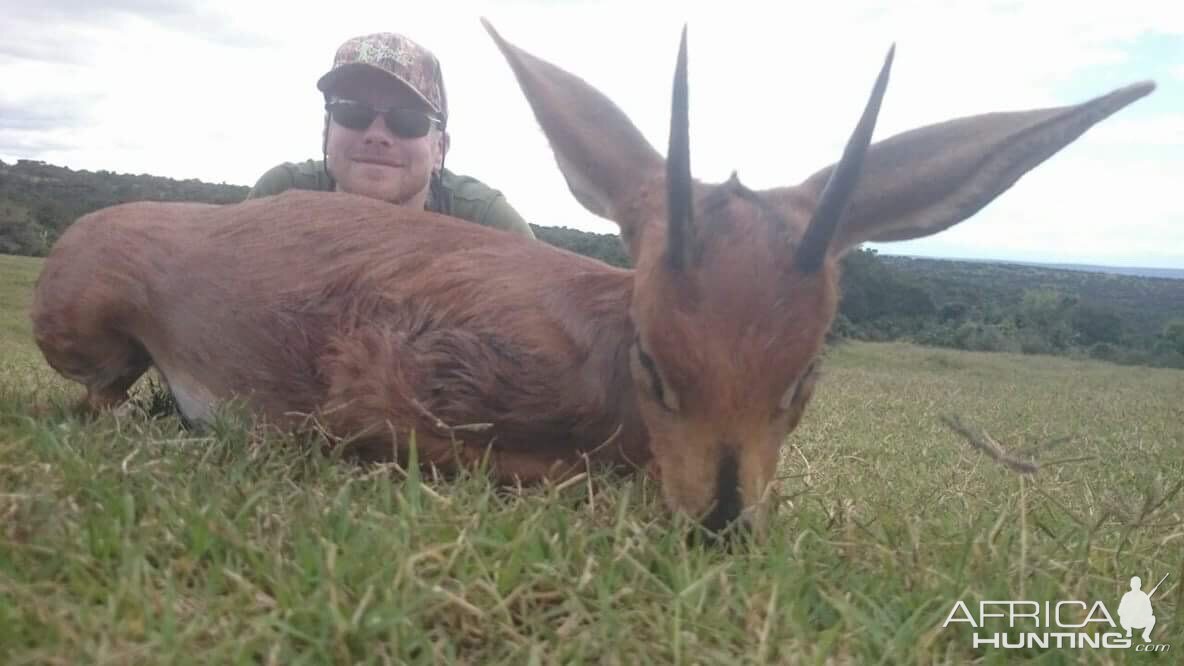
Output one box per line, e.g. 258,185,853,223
316,32,448,121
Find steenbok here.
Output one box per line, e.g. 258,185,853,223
30,20,1154,534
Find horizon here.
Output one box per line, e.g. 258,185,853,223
1,1,1181,269
873,250,1184,274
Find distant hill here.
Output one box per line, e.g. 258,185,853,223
880,254,1184,281
0,159,249,256
1032,262,1184,281
0,158,630,266
876,254,1183,341
839,251,1184,369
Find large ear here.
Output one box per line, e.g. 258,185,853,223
797,81,1155,259
481,18,666,235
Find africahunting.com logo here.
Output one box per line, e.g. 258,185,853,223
942,574,1171,652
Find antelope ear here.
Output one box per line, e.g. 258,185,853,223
799,81,1155,258
481,18,666,239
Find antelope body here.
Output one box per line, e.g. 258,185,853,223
30,20,1155,533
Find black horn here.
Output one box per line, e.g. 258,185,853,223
796,45,895,273
666,25,694,271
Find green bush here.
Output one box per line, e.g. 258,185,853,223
1163,319,1184,356
1071,305,1124,345
1088,342,1117,361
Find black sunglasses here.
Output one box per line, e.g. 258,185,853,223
325,100,442,139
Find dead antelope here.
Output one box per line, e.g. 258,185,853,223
30,20,1154,535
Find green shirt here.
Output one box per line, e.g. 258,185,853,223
246,159,535,239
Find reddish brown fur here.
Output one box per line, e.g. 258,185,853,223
30,22,1154,532
32,191,650,481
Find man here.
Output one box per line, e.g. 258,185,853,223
248,32,535,239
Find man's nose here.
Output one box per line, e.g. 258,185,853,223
362,115,394,145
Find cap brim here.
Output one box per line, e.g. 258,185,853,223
316,63,441,117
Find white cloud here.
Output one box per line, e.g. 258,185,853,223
1,0,1179,266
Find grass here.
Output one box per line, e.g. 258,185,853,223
1,253,1181,664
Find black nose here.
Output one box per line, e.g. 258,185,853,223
700,453,742,533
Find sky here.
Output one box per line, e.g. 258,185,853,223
1,0,1181,269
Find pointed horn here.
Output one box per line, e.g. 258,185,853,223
796,44,895,273
666,25,694,271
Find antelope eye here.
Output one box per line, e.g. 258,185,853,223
632,338,680,413
778,361,818,412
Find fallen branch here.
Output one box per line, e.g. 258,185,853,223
940,414,1040,475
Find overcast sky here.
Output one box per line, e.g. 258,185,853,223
1,0,1181,268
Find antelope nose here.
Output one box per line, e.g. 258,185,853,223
690,513,751,549
700,452,742,533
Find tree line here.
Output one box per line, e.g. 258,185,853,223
835,249,1184,369
0,160,249,256
3,159,1181,369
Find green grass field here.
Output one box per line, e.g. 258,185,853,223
1,253,1180,664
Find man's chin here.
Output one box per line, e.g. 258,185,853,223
340,177,403,203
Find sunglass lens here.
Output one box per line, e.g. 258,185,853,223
383,108,433,138
329,103,376,131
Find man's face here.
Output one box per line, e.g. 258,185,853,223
323,67,444,207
